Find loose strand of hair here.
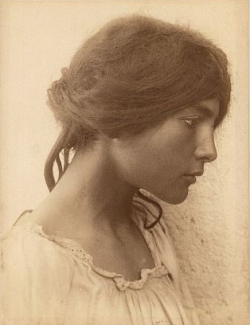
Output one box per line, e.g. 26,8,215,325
56,154,63,179
44,129,70,191
63,147,70,171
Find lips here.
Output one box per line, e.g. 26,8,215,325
184,171,204,177
183,175,197,184
183,171,204,184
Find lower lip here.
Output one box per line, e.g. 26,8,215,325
183,175,196,184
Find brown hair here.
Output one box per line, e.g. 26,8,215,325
45,15,231,227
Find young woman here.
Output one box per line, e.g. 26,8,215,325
2,15,231,325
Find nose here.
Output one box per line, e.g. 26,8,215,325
194,131,217,163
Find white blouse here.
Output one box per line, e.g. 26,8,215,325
2,199,200,325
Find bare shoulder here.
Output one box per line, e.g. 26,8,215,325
15,202,67,238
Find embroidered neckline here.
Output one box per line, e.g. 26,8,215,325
8,206,170,291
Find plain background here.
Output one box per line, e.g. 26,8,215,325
1,1,249,324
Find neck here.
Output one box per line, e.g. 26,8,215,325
41,140,138,232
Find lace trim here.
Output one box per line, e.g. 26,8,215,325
10,208,171,291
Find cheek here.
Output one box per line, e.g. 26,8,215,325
119,150,165,189
115,126,196,188
134,142,188,181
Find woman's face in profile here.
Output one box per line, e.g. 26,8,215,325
112,98,219,204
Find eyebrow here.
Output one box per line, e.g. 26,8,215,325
182,104,219,119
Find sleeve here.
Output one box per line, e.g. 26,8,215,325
153,216,201,325
1,231,75,325
177,270,201,325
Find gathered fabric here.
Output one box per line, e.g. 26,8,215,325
2,199,200,325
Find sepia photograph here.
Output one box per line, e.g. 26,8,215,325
1,1,249,325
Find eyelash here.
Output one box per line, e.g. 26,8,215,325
182,117,201,129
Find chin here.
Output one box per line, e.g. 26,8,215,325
156,190,189,205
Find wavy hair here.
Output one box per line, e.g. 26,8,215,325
45,15,231,228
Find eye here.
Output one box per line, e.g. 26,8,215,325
182,117,201,129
